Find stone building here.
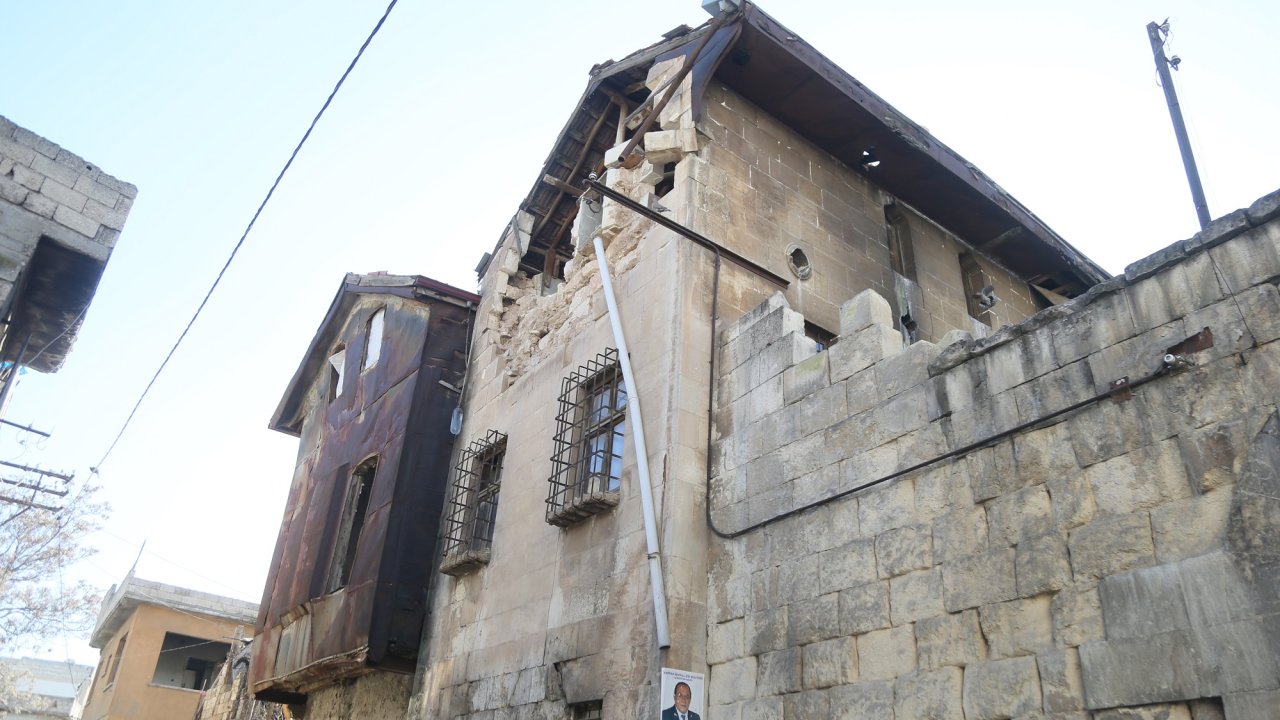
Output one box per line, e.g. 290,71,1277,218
0,656,93,719
252,3,1280,719
0,115,136,409
81,574,258,720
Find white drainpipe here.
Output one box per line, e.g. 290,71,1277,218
592,233,672,650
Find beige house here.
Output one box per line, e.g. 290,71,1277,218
254,2,1280,718
81,575,257,720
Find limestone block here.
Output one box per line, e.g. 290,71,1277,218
1050,291,1138,368
757,647,802,696
1078,630,1214,708
865,386,929,445
783,350,830,404
1178,552,1257,629
710,657,758,704
741,696,782,720
40,178,87,211
11,163,43,191
986,484,1053,547
961,656,1042,720
1193,618,1280,693
1208,221,1280,292
802,636,858,689
1088,440,1192,517
776,552,821,605
1068,512,1156,581
1178,416,1250,493
787,593,840,646
1037,647,1085,712
858,479,916,535
1048,471,1097,530
793,463,841,507
978,595,1053,660
894,667,963,720
721,292,791,346
795,383,848,441
965,443,1019,503
644,128,698,165
1224,689,1280,720
876,524,933,578
914,462,974,524
889,568,945,625
747,607,787,655
722,302,805,372
916,610,987,670
777,690,827,718
1052,584,1105,647
874,340,937,400
708,619,745,665
819,539,877,595
980,342,1028,396
829,324,904,382
942,548,1016,612
839,289,894,335
1013,421,1080,480
739,331,816,392
932,506,989,565
845,366,879,415
1098,564,1191,642
53,204,99,237
1016,533,1072,596
1151,488,1231,563
857,624,917,682
839,581,890,635
829,681,895,719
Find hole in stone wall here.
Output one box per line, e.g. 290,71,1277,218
787,245,812,280
655,162,676,198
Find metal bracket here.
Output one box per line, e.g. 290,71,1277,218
1108,376,1133,403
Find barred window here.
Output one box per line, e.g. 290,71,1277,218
546,349,627,527
440,430,506,576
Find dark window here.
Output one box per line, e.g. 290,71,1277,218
570,700,603,719
107,634,126,685
327,457,376,592
328,345,346,402
546,349,627,527
959,251,994,326
150,632,231,691
440,430,507,576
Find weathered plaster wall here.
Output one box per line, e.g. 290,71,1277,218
706,190,1280,719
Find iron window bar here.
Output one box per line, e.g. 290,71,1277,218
440,429,507,576
546,348,627,527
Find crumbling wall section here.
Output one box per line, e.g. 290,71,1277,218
706,189,1280,718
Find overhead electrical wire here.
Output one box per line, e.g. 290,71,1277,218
93,0,400,473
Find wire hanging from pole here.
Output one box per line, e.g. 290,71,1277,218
93,0,400,474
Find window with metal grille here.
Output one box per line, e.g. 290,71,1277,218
569,700,603,719
440,430,507,576
546,349,626,527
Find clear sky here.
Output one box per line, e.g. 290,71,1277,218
1,0,1276,667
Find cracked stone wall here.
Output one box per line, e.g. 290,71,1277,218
707,190,1280,719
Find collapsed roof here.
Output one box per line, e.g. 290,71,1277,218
491,1,1107,297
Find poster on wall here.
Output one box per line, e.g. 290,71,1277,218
658,667,705,720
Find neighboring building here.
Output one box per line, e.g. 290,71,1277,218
249,273,478,715
0,656,93,719
80,574,257,720
0,115,136,412
253,2,1280,719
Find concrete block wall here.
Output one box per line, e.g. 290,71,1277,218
706,188,1280,718
0,115,136,347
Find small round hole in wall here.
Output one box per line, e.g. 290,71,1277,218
787,245,812,280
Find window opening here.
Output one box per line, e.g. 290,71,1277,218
150,632,230,691
884,203,917,280
804,321,835,352
363,308,384,370
546,349,626,527
440,430,507,576
328,345,346,402
327,457,376,592
786,245,812,280
654,161,677,198
107,634,127,685
569,700,603,719
959,252,994,326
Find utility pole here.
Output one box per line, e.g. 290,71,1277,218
1147,19,1211,229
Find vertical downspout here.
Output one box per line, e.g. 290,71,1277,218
592,233,672,650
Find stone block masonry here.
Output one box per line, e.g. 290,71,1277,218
707,187,1280,718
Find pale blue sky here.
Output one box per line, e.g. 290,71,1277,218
1,0,1276,666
